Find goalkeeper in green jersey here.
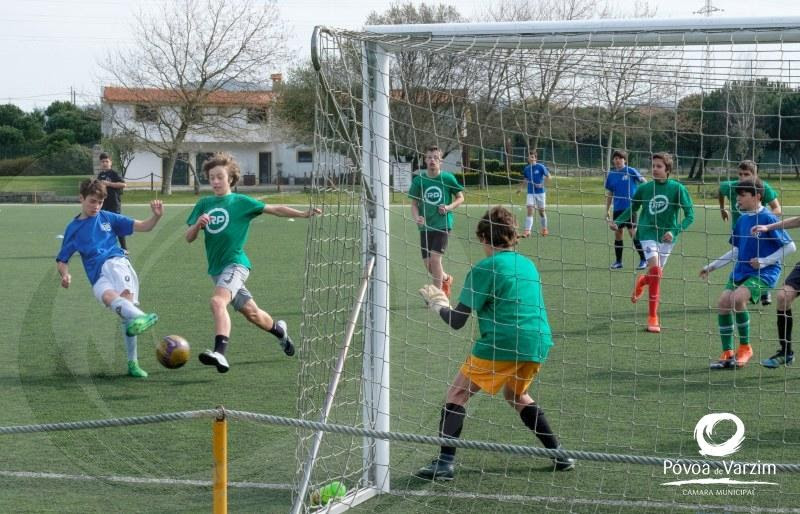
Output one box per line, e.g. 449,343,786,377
413,206,574,481
611,153,695,333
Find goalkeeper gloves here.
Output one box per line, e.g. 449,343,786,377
419,284,451,315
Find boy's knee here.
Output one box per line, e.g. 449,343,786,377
210,295,227,311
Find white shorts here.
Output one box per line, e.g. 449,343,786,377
92,257,140,305
640,240,674,267
527,193,546,209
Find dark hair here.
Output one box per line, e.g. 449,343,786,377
424,145,441,156
738,160,758,174
476,206,517,248
652,152,673,174
202,152,241,186
528,149,538,157
79,178,107,199
612,149,628,161
99,152,110,161
735,178,764,199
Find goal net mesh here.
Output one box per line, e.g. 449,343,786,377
297,22,800,512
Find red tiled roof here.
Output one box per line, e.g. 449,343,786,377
103,87,274,106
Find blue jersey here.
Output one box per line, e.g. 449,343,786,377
729,208,792,287
605,166,644,212
523,163,549,194
56,210,134,285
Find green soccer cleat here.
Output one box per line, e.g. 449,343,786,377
127,360,148,378
125,313,159,337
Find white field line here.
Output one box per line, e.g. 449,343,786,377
2,470,798,512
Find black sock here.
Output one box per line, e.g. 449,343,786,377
119,236,127,250
633,239,645,260
778,310,793,354
269,322,285,339
520,404,559,449
214,335,229,355
438,403,466,459
614,240,623,262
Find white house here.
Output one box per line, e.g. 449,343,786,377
100,75,317,187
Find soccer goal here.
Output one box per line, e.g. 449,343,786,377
296,17,800,512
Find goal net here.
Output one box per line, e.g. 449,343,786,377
296,18,800,512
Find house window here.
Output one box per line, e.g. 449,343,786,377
247,107,269,124
297,151,313,163
134,105,158,122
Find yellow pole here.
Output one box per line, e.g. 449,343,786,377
212,409,228,514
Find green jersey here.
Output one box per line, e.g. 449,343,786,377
458,251,553,363
719,179,778,228
187,193,266,276
408,171,463,231
615,179,694,243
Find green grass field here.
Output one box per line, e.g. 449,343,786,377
0,201,798,512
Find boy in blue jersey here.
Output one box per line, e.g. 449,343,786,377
604,150,647,270
56,179,163,378
700,180,795,369
518,150,551,237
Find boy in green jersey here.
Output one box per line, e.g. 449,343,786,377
414,206,574,481
611,153,695,333
718,160,782,305
186,153,321,373
408,145,464,298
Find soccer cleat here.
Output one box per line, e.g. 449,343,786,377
127,360,148,378
609,262,623,270
646,316,661,333
441,275,453,299
125,313,158,337
761,350,795,368
541,228,549,236
761,293,772,306
710,350,736,370
414,458,455,481
637,259,648,270
276,320,295,357
199,350,230,373
631,275,647,303
735,344,753,368
521,229,532,238
552,447,576,471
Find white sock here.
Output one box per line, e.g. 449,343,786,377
110,297,145,321
541,216,548,229
122,324,138,361
525,216,534,230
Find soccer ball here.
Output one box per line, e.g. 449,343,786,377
156,335,190,369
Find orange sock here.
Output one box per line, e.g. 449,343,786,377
647,266,662,318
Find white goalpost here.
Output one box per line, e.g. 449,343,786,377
296,17,800,513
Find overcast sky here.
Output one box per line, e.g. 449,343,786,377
1,0,799,111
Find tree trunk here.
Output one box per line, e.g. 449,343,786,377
190,162,200,195
160,124,189,195
687,157,698,180
479,148,487,190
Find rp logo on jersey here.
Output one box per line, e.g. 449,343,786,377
424,186,443,205
205,207,230,234
648,195,669,215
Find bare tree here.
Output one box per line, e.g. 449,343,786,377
101,0,287,194
101,130,137,177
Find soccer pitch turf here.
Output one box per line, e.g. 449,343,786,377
0,203,798,512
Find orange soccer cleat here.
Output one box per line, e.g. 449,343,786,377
735,344,753,368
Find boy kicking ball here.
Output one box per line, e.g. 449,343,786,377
700,179,795,369
186,152,321,373
56,179,162,378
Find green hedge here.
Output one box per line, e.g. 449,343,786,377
458,171,524,186
467,159,527,174
0,156,37,176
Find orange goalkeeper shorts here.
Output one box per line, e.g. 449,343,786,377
460,355,541,396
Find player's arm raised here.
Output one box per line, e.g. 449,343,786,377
263,205,322,218
186,213,210,243
133,200,163,232
752,215,800,234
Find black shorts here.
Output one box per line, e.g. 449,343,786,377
613,209,634,230
785,262,800,291
420,230,449,259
